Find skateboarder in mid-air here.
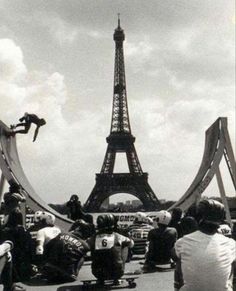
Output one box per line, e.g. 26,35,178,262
11,113,46,142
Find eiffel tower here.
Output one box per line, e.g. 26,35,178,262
84,18,160,212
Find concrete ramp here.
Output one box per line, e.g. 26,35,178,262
169,117,235,211
0,120,72,231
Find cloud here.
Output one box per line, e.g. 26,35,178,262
0,39,27,81
0,1,234,205
40,15,79,45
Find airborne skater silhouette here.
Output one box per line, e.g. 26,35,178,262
11,113,46,142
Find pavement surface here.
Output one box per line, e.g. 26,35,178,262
0,258,174,291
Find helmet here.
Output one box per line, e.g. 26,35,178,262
135,212,147,223
34,211,43,223
71,219,93,239
97,214,115,230
37,211,56,226
155,211,172,226
197,199,225,224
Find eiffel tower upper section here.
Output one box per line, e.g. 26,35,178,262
110,17,131,134
100,17,143,175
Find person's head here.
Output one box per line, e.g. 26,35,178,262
9,183,20,194
71,219,93,239
39,118,46,126
197,199,225,234
155,210,172,227
24,112,28,117
171,208,183,222
96,214,115,232
179,216,198,236
70,194,79,201
4,192,25,211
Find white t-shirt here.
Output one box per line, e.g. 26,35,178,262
36,226,61,254
175,230,236,291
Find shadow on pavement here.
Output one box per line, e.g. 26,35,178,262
57,283,136,290
57,286,84,291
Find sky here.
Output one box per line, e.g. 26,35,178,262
0,0,235,205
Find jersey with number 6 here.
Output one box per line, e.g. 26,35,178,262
89,231,133,280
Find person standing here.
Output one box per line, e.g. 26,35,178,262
66,195,82,221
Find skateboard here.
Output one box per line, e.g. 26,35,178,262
81,276,138,289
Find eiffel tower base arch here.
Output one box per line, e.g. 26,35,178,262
84,173,161,212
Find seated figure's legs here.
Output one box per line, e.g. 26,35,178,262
1,258,13,291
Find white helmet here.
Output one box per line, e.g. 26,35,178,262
36,211,56,226
34,210,43,223
155,211,172,226
135,212,147,223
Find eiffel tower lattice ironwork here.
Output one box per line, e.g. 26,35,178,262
84,18,160,211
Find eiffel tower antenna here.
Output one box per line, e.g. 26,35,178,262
118,13,120,27
84,20,160,211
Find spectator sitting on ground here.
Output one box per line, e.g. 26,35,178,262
173,216,198,291
144,210,177,271
0,194,32,282
88,214,134,285
128,212,153,257
0,240,26,291
35,212,61,258
40,219,91,283
169,208,183,238
174,199,236,291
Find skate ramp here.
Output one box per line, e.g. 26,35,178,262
0,120,72,230
169,118,235,211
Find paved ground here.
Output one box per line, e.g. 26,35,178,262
0,258,174,291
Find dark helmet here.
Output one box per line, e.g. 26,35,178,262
171,208,183,221
72,219,93,239
96,214,115,231
197,199,225,224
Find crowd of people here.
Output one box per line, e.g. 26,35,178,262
0,186,235,291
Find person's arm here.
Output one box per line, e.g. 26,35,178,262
36,229,45,255
120,234,134,248
33,126,40,142
19,116,25,122
0,241,13,256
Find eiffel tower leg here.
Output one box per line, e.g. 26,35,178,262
101,147,116,174
84,174,160,212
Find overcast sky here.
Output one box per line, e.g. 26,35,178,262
0,0,235,205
